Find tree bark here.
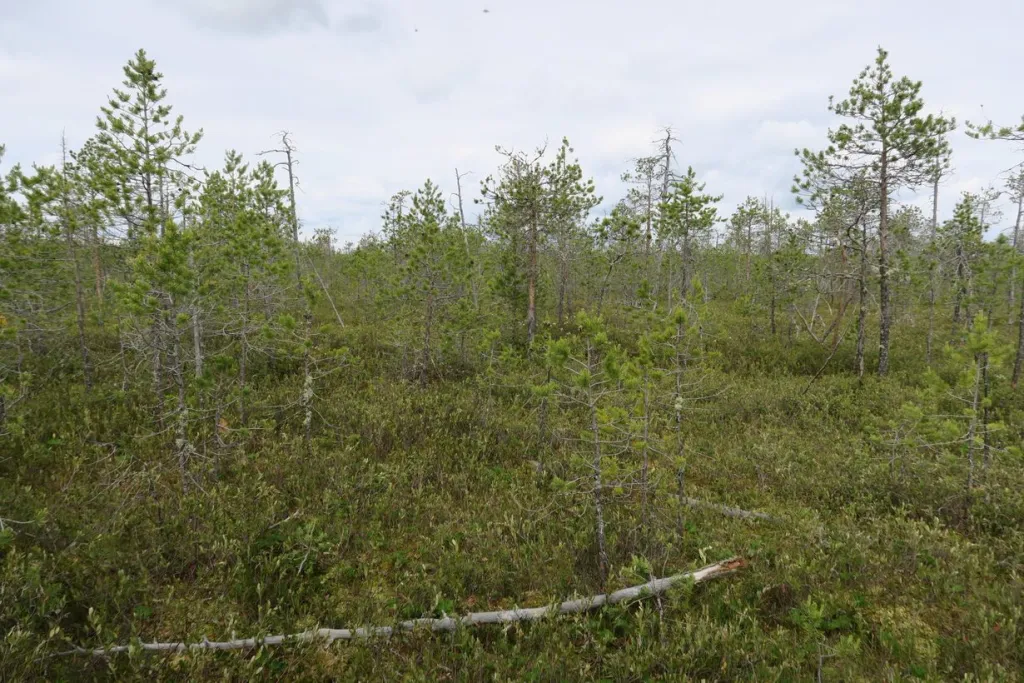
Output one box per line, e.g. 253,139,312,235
856,222,868,380
526,214,538,344
1013,276,1024,388
877,154,892,376
1010,190,1023,318
926,174,939,365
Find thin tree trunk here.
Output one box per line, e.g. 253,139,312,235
1013,275,1024,388
926,174,939,365
586,340,609,586
981,350,992,491
651,130,674,304
240,273,250,428
191,307,203,380
954,243,967,326
856,222,868,380
965,352,983,505
117,316,129,393
556,250,568,327
455,168,480,311
170,320,191,494
302,312,313,450
526,217,538,344
640,372,652,540
307,254,344,328
61,139,92,394
681,232,691,300
152,324,164,424
1010,191,1023,318
421,292,433,382
878,158,892,376
274,134,316,448
745,218,752,283
90,222,104,302
590,390,609,586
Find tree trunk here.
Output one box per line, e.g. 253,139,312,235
954,243,967,326
877,158,892,376
152,323,164,424
276,135,316,447
590,391,609,586
1010,191,1023,318
454,168,480,311
239,269,250,427
526,218,538,344
856,222,868,380
745,218,752,283
302,312,313,451
981,350,992,490
60,139,92,394
640,373,652,541
191,307,203,380
965,352,983,504
926,174,939,365
421,291,433,382
116,316,129,393
170,321,191,494
651,131,674,305
65,216,92,394
556,250,568,327
1013,275,1024,388
90,222,104,302
681,232,691,300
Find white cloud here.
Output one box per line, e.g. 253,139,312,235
753,120,820,151
165,0,331,33
1,0,1023,243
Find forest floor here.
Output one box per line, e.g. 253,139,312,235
3,315,1023,680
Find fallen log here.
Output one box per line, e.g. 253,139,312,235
679,497,775,522
62,557,745,657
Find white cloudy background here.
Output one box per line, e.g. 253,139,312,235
2,0,1023,243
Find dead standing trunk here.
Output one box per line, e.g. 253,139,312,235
526,213,539,344
454,168,480,311
856,221,868,380
1010,189,1023,317
267,134,315,449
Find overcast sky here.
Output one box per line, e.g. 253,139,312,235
2,0,1023,244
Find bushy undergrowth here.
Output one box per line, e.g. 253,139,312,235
2,307,1022,682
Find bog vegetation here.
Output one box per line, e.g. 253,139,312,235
2,47,1023,680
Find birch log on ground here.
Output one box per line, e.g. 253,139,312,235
63,557,745,657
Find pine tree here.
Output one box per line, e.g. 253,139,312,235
796,47,955,375
659,167,720,303
393,179,470,380
942,194,984,329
